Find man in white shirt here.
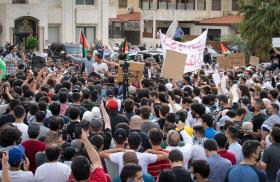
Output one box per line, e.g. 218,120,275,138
35,144,71,182
100,132,168,174
226,126,243,164
12,105,28,141
92,53,108,78
0,146,34,182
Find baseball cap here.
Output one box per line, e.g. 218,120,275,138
106,99,118,111
8,145,25,165
82,111,94,122
90,118,103,130
242,122,253,133
91,107,102,119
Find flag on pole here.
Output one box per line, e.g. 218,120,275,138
122,38,129,54
220,42,231,55
0,58,6,79
79,30,89,58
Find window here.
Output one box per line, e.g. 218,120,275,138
143,20,153,38
48,26,60,43
202,28,221,41
76,0,94,5
212,0,221,10
76,27,95,44
168,0,175,9
232,0,239,11
12,0,26,4
159,0,167,9
197,0,206,10
109,22,124,38
181,27,190,35
142,0,150,10
119,0,128,8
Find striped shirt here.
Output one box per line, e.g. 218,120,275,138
148,149,171,180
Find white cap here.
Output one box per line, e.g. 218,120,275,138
91,107,102,119
82,111,94,122
165,83,173,91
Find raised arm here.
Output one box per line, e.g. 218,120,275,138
81,129,103,168
2,152,10,182
100,101,111,130
175,121,192,145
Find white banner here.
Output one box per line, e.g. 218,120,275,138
160,30,208,73
166,20,178,39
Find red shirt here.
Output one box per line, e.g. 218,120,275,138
217,150,237,165
68,168,109,182
21,140,46,173
148,149,171,180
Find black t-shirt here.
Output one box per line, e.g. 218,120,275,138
171,166,192,182
271,54,280,65
252,113,267,132
0,113,15,127
67,121,80,140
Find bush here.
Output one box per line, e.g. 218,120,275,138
26,35,38,50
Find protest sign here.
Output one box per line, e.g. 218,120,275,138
249,56,260,66
116,62,144,83
272,38,280,48
231,53,245,67
160,30,208,73
161,49,187,80
217,56,233,69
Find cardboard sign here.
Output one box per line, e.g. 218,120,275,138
273,38,280,48
161,49,187,80
231,53,246,67
217,56,233,69
249,56,260,66
116,62,144,83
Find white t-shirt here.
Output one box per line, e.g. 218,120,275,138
109,151,157,174
12,122,28,141
92,62,108,77
0,170,34,182
35,162,71,182
228,142,244,164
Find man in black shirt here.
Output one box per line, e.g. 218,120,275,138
66,106,80,140
269,48,280,70
168,149,192,182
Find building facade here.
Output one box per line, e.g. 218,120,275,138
0,0,116,51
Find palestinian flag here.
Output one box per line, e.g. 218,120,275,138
79,30,89,58
220,42,231,55
122,38,129,54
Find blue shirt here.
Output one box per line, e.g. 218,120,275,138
113,173,155,182
225,164,267,182
207,154,231,182
205,127,216,139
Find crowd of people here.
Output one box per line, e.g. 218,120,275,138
0,42,279,182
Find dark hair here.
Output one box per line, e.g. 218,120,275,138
191,160,210,178
236,107,246,116
45,144,62,162
9,100,21,111
89,134,104,151
67,106,80,120
226,110,236,118
49,101,61,116
218,95,228,104
48,116,63,131
191,103,206,117
182,97,193,104
140,97,149,107
35,111,46,123
226,126,238,140
0,125,21,147
158,169,176,182
201,113,214,127
193,125,205,137
149,128,163,146
71,156,91,181
58,91,68,103
204,139,218,151
120,164,142,182
271,126,280,143
269,89,279,99
128,132,142,150
242,140,260,158
62,81,71,91
72,92,81,103
271,103,280,112
38,101,48,112
124,98,134,113
63,147,76,161
114,128,128,145
13,105,25,119
82,89,91,99
168,149,183,162
29,103,39,115
193,87,201,96
214,133,227,148
27,124,40,139
160,104,170,117
140,106,150,120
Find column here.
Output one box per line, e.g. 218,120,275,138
61,0,75,43
39,26,44,51
152,19,156,39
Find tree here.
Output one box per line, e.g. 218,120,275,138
239,0,280,59
26,35,38,50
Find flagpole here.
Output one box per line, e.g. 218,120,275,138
121,37,129,100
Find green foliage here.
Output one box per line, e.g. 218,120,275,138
239,0,280,59
26,35,38,50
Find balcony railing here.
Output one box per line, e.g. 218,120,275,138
141,1,196,10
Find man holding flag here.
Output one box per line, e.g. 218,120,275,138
67,30,95,74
